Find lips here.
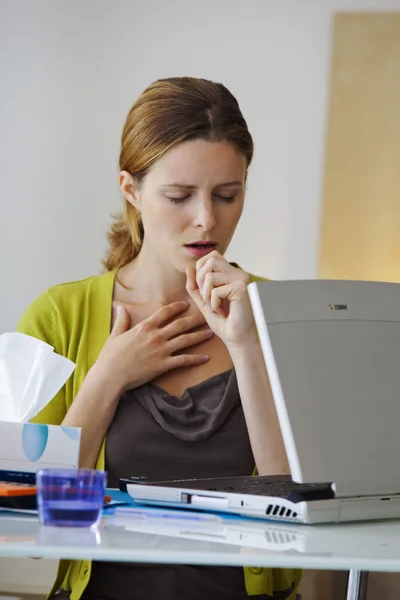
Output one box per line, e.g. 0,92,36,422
184,242,217,257
185,242,217,249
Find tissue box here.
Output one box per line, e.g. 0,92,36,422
0,422,80,473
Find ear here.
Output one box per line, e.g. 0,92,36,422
119,170,141,210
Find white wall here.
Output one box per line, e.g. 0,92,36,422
1,0,399,334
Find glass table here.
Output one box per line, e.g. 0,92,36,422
1,512,400,600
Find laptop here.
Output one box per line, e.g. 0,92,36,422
126,280,400,524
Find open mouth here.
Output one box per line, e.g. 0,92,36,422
186,243,216,249
184,243,217,256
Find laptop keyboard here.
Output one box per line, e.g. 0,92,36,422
207,478,334,503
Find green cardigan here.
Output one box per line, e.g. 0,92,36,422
17,269,301,599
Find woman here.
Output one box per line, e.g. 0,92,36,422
17,77,301,599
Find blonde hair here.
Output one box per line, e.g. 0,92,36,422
103,77,254,272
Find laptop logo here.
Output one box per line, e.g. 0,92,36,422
329,304,348,310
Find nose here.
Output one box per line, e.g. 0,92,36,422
194,197,216,231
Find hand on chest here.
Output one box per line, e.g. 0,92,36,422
111,299,232,397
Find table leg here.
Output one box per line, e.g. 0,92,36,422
346,570,369,600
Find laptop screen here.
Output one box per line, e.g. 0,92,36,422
248,280,400,497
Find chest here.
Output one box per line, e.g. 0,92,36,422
111,299,233,398
152,333,233,397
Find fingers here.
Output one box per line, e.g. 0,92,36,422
210,283,233,315
110,304,130,337
147,301,189,327
194,250,228,278
189,263,230,317
200,272,228,305
168,328,214,353
209,281,247,314
186,267,202,303
185,266,198,293
186,267,205,312
192,253,250,320
194,251,249,292
195,252,226,291
163,311,206,339
168,352,210,369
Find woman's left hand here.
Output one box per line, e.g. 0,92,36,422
186,251,258,350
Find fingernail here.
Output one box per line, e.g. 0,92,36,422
117,305,124,316
206,329,214,337
202,354,209,361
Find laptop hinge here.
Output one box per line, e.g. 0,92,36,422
332,482,400,498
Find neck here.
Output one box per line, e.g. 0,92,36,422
119,243,191,304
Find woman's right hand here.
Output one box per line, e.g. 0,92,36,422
92,301,213,395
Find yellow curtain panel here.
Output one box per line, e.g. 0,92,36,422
319,12,400,282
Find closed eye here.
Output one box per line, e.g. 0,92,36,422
167,196,191,204
216,195,235,203
166,194,237,204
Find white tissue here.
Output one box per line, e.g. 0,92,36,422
0,332,75,422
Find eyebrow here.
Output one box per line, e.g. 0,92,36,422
161,181,244,190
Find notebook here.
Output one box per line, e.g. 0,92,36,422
126,280,400,524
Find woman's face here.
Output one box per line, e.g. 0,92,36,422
124,139,247,273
